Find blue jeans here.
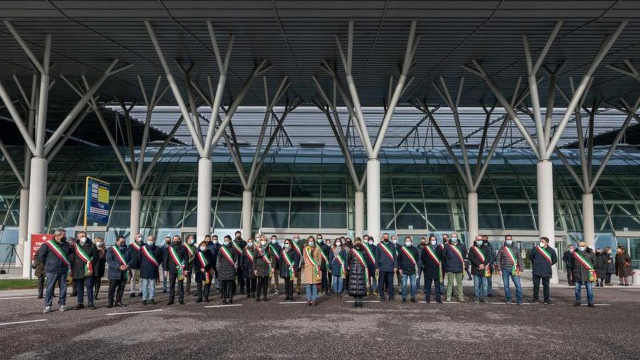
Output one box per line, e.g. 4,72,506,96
401,273,417,299
306,284,318,302
74,277,94,305
473,275,487,300
574,281,594,304
45,272,68,307
501,269,522,304
416,267,424,290
162,271,168,291
141,278,157,300
424,278,442,301
332,276,343,293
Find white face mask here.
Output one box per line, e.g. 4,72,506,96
391,239,397,244
200,246,206,251
336,242,342,247
79,237,87,244
405,242,412,247
212,239,218,244
247,242,254,248
271,239,277,243
294,237,299,241
430,240,437,246
539,242,546,248
147,240,154,246
308,241,315,247
188,239,195,245
260,240,267,246
284,244,290,249
96,242,104,247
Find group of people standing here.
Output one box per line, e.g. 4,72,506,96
35,227,632,313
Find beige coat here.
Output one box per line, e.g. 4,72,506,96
301,246,322,285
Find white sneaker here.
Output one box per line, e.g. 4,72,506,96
43,306,51,313
59,305,67,312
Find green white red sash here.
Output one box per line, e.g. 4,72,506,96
169,246,185,278
183,243,195,261
351,248,369,282
333,250,346,278
111,246,129,281
362,243,376,265
504,246,518,275
221,246,236,266
305,247,320,280
74,243,93,276
400,246,417,273
130,241,141,251
292,240,302,257
282,249,296,278
319,247,329,269
244,248,255,264
471,246,490,277
573,251,597,282
197,251,209,268
448,244,464,265
141,246,159,267
379,242,395,262
425,246,443,282
269,244,280,261
535,246,553,264
256,247,272,276
232,240,243,255
45,240,71,267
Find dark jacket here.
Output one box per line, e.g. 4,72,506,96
93,246,107,279
442,242,467,273
279,247,301,279
217,244,238,281
496,243,524,272
127,242,142,269
194,248,215,282
231,238,247,259
241,247,257,279
318,242,330,271
616,252,632,277
183,243,196,271
253,245,273,278
162,244,189,275
37,239,72,275
348,246,369,296
376,241,397,272
562,250,573,272
139,244,164,280
605,252,616,274
206,241,220,271
269,241,282,269
421,244,444,280
595,253,607,279
33,258,45,277
483,242,495,265
71,239,99,280
107,245,132,281
328,247,348,276
468,245,490,277
528,245,557,278
396,245,419,275
362,242,377,274
569,248,597,282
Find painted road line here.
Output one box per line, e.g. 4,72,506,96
489,302,532,305
204,304,243,308
279,301,308,304
418,301,455,304
0,296,38,300
106,309,164,316
346,300,380,303
0,319,47,326
581,303,611,306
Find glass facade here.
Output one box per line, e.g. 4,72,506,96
2,147,640,264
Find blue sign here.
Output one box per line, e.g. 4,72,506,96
85,177,110,226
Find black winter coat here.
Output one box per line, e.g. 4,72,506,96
93,247,107,279
71,239,100,280
194,249,215,282
162,244,189,275
279,248,301,279
468,245,490,277
595,253,607,279
348,247,368,296
241,248,257,279
569,249,597,282
443,242,467,273
396,245,419,274
139,244,164,280
216,245,238,281
421,245,444,280
528,245,557,278
37,239,72,275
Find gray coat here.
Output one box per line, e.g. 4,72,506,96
216,245,238,281
616,252,632,277
253,246,274,277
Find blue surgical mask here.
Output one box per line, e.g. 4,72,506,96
578,246,586,252
506,240,513,245
451,238,458,243
308,241,315,247
476,240,483,246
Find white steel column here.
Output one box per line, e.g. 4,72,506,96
241,190,252,239
355,190,365,239
197,158,212,242
582,193,595,248
17,188,29,267
367,159,381,241
537,160,557,283
468,192,478,241
24,157,47,278
130,189,142,236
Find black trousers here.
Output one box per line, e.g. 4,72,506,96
244,277,257,294
378,271,395,299
532,274,550,302
237,271,245,293
196,281,211,300
93,278,102,298
37,275,45,297
108,279,126,305
424,278,442,301
284,277,294,299
605,273,612,284
257,276,269,299
566,269,574,285
169,273,184,302
185,271,192,294
321,269,329,292
221,280,234,300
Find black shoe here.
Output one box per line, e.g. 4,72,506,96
402,298,406,303
246,294,251,299
37,295,44,299
436,299,443,304
196,298,202,303
115,302,127,307
223,299,227,305
179,300,185,305
167,301,174,305
150,299,155,305
106,303,113,308
229,299,234,304
531,299,539,304
88,304,96,310
130,293,136,298
263,298,268,302
573,302,581,306
163,290,167,294
256,297,261,302
487,294,494,298
544,300,552,305
411,298,416,303
75,304,84,310
142,300,147,305
71,292,77,297
588,303,595,308
426,299,431,303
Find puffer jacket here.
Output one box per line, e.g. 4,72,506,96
348,247,368,296
253,246,274,278
279,247,300,279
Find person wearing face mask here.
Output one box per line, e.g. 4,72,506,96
348,237,369,308
127,233,143,298
439,234,449,295
468,235,491,304
421,235,443,303
568,241,597,307
342,238,352,292
280,239,301,301
594,248,606,287
106,236,133,308
376,233,398,302
496,235,524,305
71,231,99,310
482,235,495,298
161,236,171,293
194,241,215,303
232,231,247,295
528,236,557,304
139,235,164,305
291,234,304,295
253,236,274,302
563,244,575,286
615,246,632,286
92,237,107,300
268,235,282,295
416,237,427,294
362,235,377,296
242,239,258,299
301,236,323,306
328,238,348,298
38,229,73,313
443,233,467,303
207,235,222,292
604,247,615,286
390,235,401,291
316,234,330,296
397,237,419,303
218,235,239,304
183,235,197,296
163,235,189,305
326,238,336,292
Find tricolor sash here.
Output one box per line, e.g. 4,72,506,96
183,243,195,261
282,250,296,278
504,246,519,275
269,244,280,261
197,251,209,268
334,250,346,278
130,242,141,251
45,240,71,267
425,246,443,282
573,251,597,282
232,240,243,255
471,246,490,277
400,246,417,273
244,248,255,264
379,242,395,262
169,246,185,279
292,240,302,257
220,246,236,266
319,247,329,269
305,247,320,280
256,247,272,276
362,243,376,265
535,246,553,264
141,246,159,267
74,243,93,276
448,244,465,266
351,248,369,282
111,246,129,281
